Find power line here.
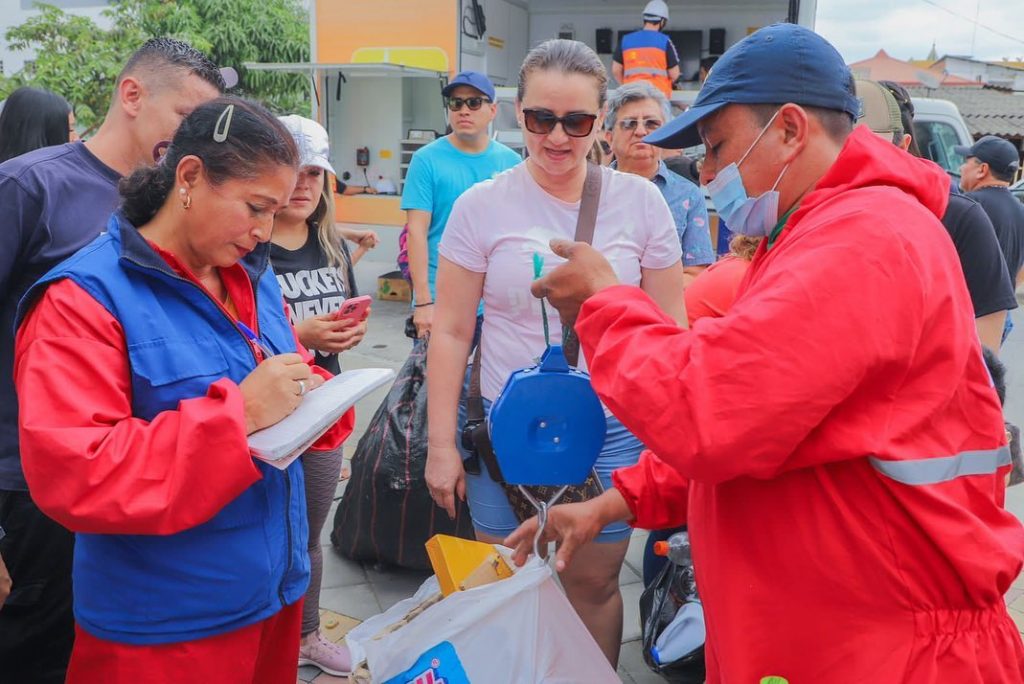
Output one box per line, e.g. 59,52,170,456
918,0,1024,48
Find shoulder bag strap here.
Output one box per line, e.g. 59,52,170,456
562,162,603,366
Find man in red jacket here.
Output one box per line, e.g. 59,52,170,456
507,24,1024,683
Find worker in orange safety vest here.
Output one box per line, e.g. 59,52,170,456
612,0,680,98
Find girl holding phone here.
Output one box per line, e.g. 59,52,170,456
270,115,369,677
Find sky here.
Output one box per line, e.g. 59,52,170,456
815,0,1024,64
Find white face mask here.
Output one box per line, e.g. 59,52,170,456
705,111,790,237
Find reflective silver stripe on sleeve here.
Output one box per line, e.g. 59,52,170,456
869,447,1010,485
624,67,669,78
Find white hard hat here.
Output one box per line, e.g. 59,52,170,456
643,0,669,22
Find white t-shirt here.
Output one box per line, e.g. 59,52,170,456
439,163,682,401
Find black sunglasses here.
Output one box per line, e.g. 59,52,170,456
446,96,491,111
522,108,598,138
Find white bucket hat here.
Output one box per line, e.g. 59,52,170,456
278,114,336,175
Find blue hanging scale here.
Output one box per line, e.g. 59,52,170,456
487,254,608,556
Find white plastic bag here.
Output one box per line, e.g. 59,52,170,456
346,555,619,683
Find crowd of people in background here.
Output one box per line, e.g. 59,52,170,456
0,11,1023,684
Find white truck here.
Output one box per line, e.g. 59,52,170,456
912,97,974,182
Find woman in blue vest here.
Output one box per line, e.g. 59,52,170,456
14,97,351,683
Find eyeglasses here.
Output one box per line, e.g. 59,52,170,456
522,109,598,138
446,96,491,111
617,118,663,133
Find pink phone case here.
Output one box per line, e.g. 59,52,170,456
335,295,372,322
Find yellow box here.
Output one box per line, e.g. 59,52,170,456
425,534,513,597
377,271,411,302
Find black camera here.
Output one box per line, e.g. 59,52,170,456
460,419,503,481
461,420,483,475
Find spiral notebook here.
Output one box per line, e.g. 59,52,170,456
248,367,395,469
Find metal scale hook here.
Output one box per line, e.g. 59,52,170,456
517,484,570,561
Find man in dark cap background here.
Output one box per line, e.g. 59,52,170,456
957,135,1024,341
507,23,1024,682
859,79,1017,351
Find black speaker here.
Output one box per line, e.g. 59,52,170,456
596,28,613,54
709,28,726,56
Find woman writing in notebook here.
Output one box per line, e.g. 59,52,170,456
269,115,369,678
14,97,352,683
424,39,686,668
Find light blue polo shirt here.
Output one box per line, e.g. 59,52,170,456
401,136,521,302
651,161,714,267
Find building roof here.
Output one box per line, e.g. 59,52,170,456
908,86,1024,138
935,54,1024,72
849,50,981,87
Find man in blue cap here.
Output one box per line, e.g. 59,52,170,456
402,70,520,338
509,23,1024,681
957,135,1024,341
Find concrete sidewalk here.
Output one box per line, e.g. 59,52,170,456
299,259,1024,683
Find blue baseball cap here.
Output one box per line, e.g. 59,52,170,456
954,135,1021,177
442,71,496,101
645,23,859,148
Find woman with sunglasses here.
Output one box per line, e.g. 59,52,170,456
13,98,352,683
425,39,686,667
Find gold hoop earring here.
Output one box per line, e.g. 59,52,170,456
179,186,192,210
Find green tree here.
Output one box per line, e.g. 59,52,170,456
0,0,310,131
119,0,311,114
0,4,144,130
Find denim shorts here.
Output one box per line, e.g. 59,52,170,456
456,394,643,543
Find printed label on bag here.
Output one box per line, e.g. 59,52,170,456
384,640,471,684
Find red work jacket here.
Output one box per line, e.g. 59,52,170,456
589,127,1024,682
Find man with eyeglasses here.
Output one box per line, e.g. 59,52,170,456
605,82,713,285
401,71,521,338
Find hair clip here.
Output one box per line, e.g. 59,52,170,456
213,104,235,143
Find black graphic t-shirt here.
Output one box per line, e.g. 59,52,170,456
269,224,357,375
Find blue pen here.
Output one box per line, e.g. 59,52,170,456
236,321,275,359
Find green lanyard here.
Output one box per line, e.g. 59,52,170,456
533,252,570,349
766,205,799,250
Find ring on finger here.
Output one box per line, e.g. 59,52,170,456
295,379,307,396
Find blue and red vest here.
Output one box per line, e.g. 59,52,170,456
18,213,309,645
621,30,673,96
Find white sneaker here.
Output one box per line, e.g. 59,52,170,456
298,630,353,676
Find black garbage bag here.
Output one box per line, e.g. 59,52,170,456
331,337,475,570
639,548,706,683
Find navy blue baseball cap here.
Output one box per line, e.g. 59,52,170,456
645,23,859,148
954,135,1021,176
442,71,496,101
